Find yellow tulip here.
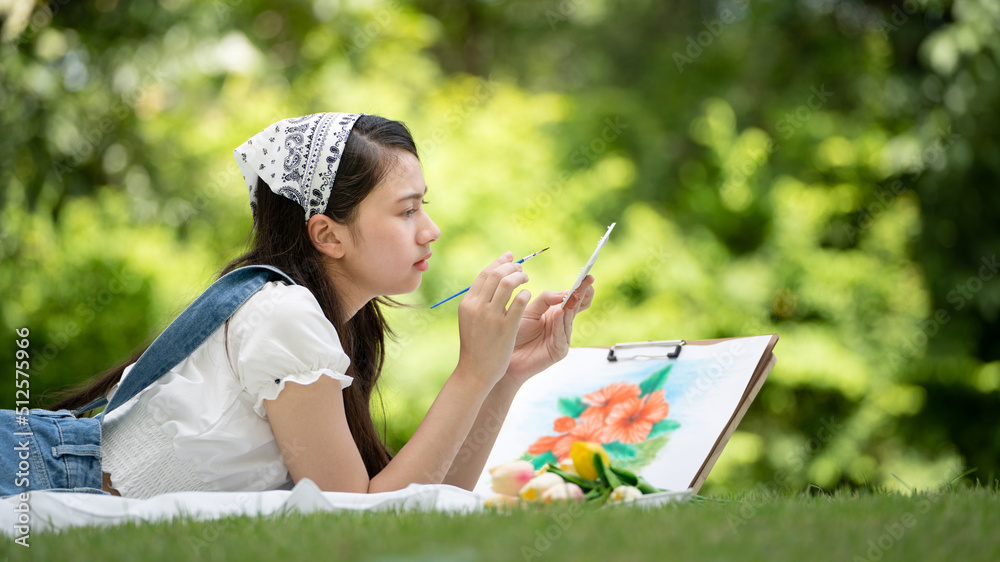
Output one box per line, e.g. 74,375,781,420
570,441,610,481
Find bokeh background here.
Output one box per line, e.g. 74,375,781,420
1,0,997,495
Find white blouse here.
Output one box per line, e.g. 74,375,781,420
100,281,353,499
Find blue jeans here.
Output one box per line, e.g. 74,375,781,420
1,409,107,498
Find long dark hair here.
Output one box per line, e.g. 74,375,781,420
49,114,418,478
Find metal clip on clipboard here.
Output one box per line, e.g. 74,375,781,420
606,339,686,362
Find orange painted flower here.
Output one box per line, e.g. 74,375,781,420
553,416,576,433
579,382,641,424
528,384,656,461
602,391,670,444
528,434,561,455
548,418,608,462
568,417,606,442
550,433,576,460
530,416,607,461
529,433,575,459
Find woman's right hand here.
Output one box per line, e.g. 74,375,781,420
455,251,531,387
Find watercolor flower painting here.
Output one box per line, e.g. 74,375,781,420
520,363,680,473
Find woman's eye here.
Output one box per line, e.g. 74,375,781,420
404,200,429,217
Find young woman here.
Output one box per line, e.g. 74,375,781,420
50,113,595,498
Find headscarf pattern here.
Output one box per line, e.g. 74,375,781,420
234,112,363,221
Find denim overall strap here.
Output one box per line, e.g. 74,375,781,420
71,265,295,419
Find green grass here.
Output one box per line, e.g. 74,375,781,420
4,486,998,561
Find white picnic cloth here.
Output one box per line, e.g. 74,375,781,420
1,479,486,535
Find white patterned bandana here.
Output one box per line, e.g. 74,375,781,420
234,112,364,222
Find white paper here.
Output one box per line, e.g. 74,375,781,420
474,336,772,494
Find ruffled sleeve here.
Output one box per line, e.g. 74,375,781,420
230,281,353,419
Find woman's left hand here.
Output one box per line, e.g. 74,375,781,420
502,275,595,388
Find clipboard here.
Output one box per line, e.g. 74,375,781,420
678,335,777,492
600,335,778,492
474,334,779,496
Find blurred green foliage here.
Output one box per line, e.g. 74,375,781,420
1,0,997,494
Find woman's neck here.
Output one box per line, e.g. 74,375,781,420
323,261,370,322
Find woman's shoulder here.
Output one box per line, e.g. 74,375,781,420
227,280,352,418
229,280,337,339
247,279,321,308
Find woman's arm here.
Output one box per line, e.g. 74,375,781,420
442,276,595,490
265,364,494,493
265,252,531,493
441,376,521,490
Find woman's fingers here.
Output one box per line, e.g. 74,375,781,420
563,275,595,309
455,254,535,386
485,264,528,306
561,276,595,337
524,290,566,319
468,252,514,300
578,284,595,311
464,252,531,310
509,289,532,318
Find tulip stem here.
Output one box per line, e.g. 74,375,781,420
634,475,663,495
544,463,599,492
594,454,623,490
608,465,639,487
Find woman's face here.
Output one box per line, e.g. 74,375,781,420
335,150,440,302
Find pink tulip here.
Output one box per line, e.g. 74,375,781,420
489,460,536,496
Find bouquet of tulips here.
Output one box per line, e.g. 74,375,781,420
485,440,666,508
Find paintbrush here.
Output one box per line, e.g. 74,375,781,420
430,247,550,309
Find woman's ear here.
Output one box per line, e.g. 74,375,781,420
307,214,349,259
